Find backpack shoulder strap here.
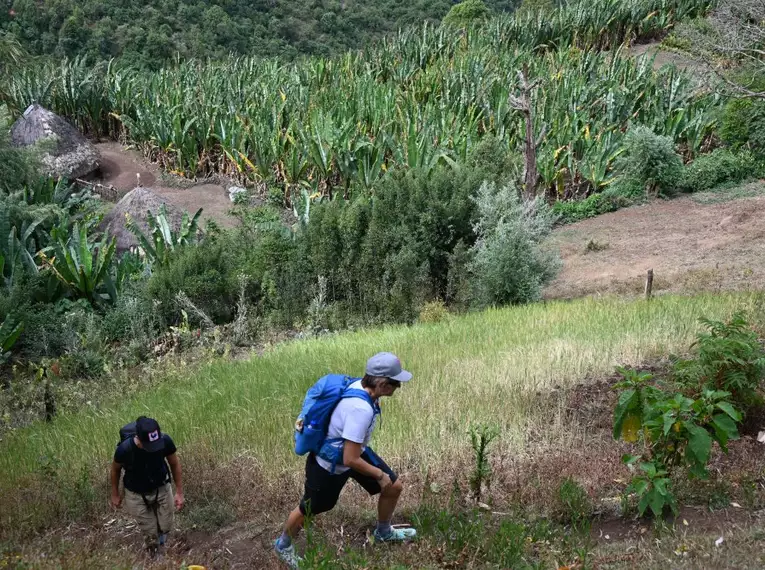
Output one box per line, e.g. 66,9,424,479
342,387,381,416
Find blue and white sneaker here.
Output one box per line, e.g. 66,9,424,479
372,526,418,542
274,539,302,569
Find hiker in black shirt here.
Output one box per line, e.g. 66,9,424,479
110,416,184,557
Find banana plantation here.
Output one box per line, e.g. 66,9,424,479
3,0,716,203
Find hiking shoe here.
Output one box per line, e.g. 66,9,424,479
373,526,417,543
274,540,302,569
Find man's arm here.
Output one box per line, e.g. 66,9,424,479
343,441,392,490
110,461,123,508
166,453,184,510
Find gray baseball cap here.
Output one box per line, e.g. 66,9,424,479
365,352,413,382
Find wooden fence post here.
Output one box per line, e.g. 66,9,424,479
645,269,654,300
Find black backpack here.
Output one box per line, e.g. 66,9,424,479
118,421,138,446
117,419,171,535
117,419,170,489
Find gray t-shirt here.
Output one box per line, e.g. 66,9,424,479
316,380,377,473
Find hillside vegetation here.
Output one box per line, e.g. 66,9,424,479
2,0,763,423
4,0,715,202
0,0,518,67
1,292,761,532
3,0,765,566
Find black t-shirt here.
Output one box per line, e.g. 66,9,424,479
114,434,177,494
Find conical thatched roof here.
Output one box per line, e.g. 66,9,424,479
101,187,184,253
10,103,100,180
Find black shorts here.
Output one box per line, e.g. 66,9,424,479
299,448,398,516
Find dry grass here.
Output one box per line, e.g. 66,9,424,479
2,292,764,546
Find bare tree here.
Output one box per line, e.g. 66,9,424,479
701,0,765,99
509,64,547,200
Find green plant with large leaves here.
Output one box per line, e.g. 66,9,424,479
0,207,44,290
126,204,202,269
614,361,745,518
0,315,23,366
42,223,118,306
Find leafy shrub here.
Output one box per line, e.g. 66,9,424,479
99,281,162,365
418,300,449,323
719,94,765,153
55,304,109,378
147,240,237,326
673,313,765,410
552,179,641,224
614,126,684,197
442,0,490,28
5,296,89,361
287,141,515,323
613,313,764,519
0,118,37,195
469,183,559,307
613,367,741,518
680,149,759,193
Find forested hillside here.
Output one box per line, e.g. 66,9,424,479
0,0,518,67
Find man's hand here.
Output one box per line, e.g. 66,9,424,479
378,472,393,491
174,492,185,511
111,492,122,509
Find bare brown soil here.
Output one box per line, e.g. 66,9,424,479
544,185,765,300
93,141,239,228
628,42,707,76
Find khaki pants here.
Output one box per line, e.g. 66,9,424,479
124,483,174,546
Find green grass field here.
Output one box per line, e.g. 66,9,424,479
1,292,763,537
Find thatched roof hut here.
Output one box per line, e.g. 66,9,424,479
10,104,100,180
101,187,184,253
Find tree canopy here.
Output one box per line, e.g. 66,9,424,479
1,0,519,68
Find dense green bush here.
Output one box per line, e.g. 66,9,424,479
147,239,237,326
552,190,621,224
614,126,684,197
680,148,760,193
469,182,559,307
278,139,514,324
442,0,491,28
673,313,765,410
225,211,308,328
719,98,765,153
551,180,641,224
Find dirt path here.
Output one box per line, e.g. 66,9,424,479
628,41,706,75
544,183,765,299
94,141,239,228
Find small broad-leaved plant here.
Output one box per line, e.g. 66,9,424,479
613,367,743,518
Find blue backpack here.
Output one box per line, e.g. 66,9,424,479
294,374,380,472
